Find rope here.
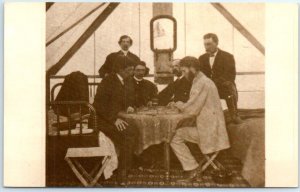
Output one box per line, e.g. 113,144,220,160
232,26,235,54
138,3,141,58
47,3,106,46
184,3,187,56
47,3,82,42
46,3,83,63
93,32,96,95
46,19,81,64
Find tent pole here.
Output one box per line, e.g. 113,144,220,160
46,2,54,12
211,3,265,55
46,3,106,46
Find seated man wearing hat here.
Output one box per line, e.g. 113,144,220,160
126,61,158,108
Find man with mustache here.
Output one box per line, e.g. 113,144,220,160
126,61,158,108
170,56,230,182
158,59,192,106
98,35,140,78
198,33,243,124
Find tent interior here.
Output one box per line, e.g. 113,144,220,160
46,2,265,187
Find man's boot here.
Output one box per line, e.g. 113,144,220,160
176,166,202,183
226,96,243,124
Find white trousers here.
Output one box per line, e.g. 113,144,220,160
170,127,200,171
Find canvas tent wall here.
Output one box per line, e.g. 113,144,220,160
47,2,265,109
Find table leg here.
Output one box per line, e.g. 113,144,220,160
164,142,170,183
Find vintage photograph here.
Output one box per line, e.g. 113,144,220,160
46,2,265,187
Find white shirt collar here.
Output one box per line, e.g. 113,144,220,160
209,49,219,68
177,75,185,80
121,50,129,56
134,76,143,82
116,73,124,85
211,49,219,57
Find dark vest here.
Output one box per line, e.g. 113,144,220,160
158,77,192,106
198,49,236,87
127,77,158,108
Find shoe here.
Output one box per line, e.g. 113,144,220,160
116,170,127,187
177,166,201,183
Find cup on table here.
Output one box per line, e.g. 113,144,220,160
152,98,158,107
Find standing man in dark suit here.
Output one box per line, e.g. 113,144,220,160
126,61,158,108
93,55,137,185
98,35,140,78
158,59,192,106
198,33,242,124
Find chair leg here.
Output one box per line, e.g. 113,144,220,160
65,157,89,187
66,157,107,187
214,159,225,170
201,151,220,171
90,156,110,186
90,160,103,177
204,154,219,169
73,159,100,185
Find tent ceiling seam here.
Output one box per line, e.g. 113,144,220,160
47,3,106,47
47,3,120,76
47,3,82,42
211,3,265,55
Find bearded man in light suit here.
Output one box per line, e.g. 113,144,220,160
170,56,230,182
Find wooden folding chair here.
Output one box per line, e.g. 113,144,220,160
65,147,111,187
49,101,111,187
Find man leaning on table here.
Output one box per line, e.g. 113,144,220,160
158,59,192,106
126,61,158,108
93,55,137,186
170,56,230,182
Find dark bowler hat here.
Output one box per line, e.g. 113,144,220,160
135,61,150,76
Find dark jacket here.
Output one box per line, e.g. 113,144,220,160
98,51,140,78
198,49,236,88
158,77,192,106
126,77,158,108
54,71,89,116
93,73,131,124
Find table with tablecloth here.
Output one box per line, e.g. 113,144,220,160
118,106,194,181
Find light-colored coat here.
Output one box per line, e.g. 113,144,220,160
176,72,230,154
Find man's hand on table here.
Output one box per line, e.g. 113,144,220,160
147,101,153,107
174,101,184,111
114,118,128,131
167,101,176,108
126,106,135,113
